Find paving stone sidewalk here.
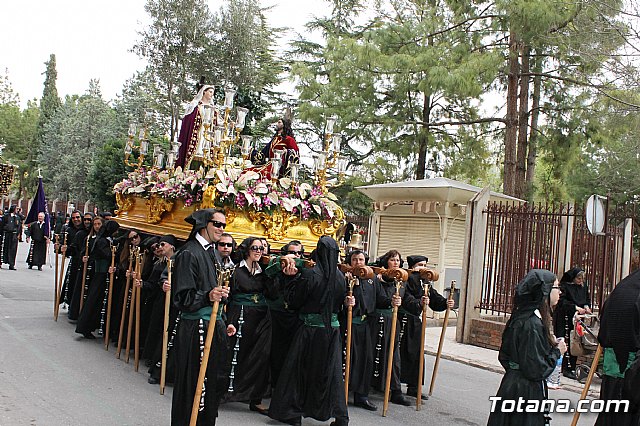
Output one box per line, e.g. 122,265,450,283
424,324,602,398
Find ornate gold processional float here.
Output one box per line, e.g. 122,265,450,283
113,89,349,247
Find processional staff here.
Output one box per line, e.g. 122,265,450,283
570,344,603,426
54,232,68,321
125,247,140,364
344,274,358,405
429,280,455,396
79,236,90,313
189,268,232,426
134,250,145,371
382,274,406,417
160,257,174,395
105,243,117,350
116,247,135,359
416,280,431,411
53,234,60,320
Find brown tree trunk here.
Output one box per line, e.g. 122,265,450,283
503,30,520,196
416,93,431,180
526,54,543,201
515,44,531,199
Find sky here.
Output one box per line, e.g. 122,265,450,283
0,0,329,108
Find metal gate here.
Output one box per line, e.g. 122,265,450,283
477,201,635,316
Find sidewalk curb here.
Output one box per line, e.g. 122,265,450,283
424,349,601,398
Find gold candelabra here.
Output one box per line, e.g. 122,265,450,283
124,114,151,169
313,116,349,193
198,87,250,169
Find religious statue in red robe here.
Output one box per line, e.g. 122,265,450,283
249,118,299,179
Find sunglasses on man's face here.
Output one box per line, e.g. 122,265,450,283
217,242,233,248
130,234,140,240
209,220,226,229
72,216,82,220
250,245,264,252
83,218,92,222
288,250,303,256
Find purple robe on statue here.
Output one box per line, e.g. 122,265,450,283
175,107,202,169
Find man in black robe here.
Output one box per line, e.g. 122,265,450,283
171,208,232,426
399,255,454,400
269,236,349,426
26,212,49,270
596,268,640,426
2,205,22,270
341,249,387,412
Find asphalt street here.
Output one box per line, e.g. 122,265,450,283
0,241,599,426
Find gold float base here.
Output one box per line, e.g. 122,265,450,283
113,194,345,249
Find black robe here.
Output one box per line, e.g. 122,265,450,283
269,265,349,424
341,275,385,397
58,224,83,306
225,263,271,402
75,222,118,336
265,271,301,391
399,273,448,388
553,279,590,371
487,270,561,426
596,269,640,426
26,221,47,267
68,228,91,321
1,213,21,267
370,276,422,394
171,239,229,426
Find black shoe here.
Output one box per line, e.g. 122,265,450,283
406,387,429,400
354,398,377,411
563,370,577,380
28,265,32,269
38,266,42,271
148,376,159,384
390,392,411,406
9,266,16,270
82,332,96,339
330,420,349,426
249,403,269,416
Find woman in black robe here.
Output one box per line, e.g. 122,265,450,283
369,250,422,406
487,269,565,426
399,255,452,400
109,229,142,344
75,218,119,339
225,237,271,414
68,213,95,321
595,268,640,426
57,212,83,309
269,236,349,426
144,235,178,384
552,267,590,378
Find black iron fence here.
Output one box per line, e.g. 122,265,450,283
477,201,636,316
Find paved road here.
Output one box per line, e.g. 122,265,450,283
0,241,599,426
